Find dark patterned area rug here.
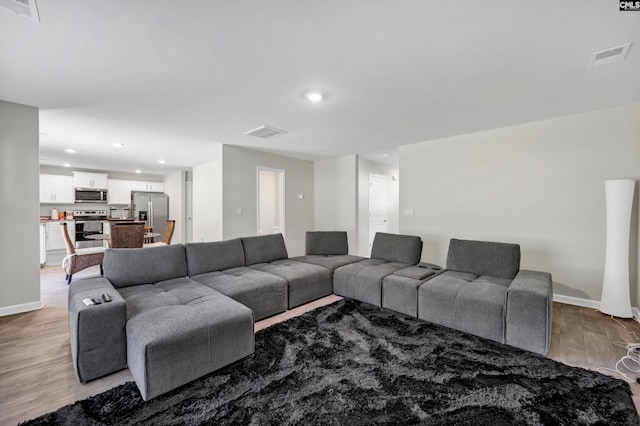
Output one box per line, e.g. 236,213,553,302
23,299,639,425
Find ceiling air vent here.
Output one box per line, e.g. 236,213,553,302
589,43,631,68
244,125,288,139
0,0,40,21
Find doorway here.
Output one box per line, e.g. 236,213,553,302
257,167,285,238
368,174,388,254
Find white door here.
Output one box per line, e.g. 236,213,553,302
257,167,285,238
369,174,388,255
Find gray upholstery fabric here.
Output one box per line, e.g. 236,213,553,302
370,232,423,265
185,239,245,276
333,259,410,306
505,270,553,355
125,286,254,400
291,255,366,274
305,231,349,255
382,264,443,317
68,277,127,382
250,259,332,308
241,234,289,266
191,266,288,320
418,271,508,344
446,238,521,279
104,244,188,288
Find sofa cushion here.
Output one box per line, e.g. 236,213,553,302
446,238,521,279
333,258,411,306
104,244,188,288
191,266,288,321
305,231,349,255
185,239,245,276
418,271,508,344
370,232,423,265
250,259,332,309
291,254,366,274
241,234,288,266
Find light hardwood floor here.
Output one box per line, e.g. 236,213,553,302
1,265,639,424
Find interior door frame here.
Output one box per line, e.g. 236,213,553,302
368,173,388,254
256,166,286,239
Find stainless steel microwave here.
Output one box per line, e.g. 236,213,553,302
75,188,108,203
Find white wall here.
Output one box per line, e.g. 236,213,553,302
163,170,186,244
357,158,400,256
222,145,314,256
0,100,41,315
192,145,223,242
400,103,640,305
314,155,358,253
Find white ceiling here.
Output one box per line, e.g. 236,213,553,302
1,1,639,175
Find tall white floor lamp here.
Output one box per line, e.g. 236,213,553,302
600,179,635,318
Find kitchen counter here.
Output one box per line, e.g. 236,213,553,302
40,217,74,223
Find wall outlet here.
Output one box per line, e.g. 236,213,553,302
404,208,414,216
237,208,243,216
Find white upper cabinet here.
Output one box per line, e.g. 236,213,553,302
73,171,108,189
40,174,74,204
107,179,133,204
130,181,164,192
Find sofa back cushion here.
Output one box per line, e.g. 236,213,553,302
104,244,188,288
446,238,521,279
185,239,245,276
241,234,289,265
305,231,349,255
370,232,423,265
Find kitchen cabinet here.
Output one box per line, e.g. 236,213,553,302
131,180,164,192
45,221,73,252
39,174,74,204
107,179,132,204
73,171,108,189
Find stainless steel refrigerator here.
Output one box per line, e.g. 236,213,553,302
131,191,169,242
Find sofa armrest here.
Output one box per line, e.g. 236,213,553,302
68,277,127,382
505,270,553,355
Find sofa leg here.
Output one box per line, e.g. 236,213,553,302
100,264,104,276
67,275,72,285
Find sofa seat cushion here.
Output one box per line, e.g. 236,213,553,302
381,263,443,317
125,287,254,400
117,277,219,321
418,271,509,344
190,267,288,321
290,255,366,274
250,259,332,309
333,259,411,307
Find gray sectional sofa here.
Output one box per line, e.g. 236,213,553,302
68,231,553,401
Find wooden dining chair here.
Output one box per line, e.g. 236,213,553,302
60,222,105,284
144,220,176,248
109,223,145,248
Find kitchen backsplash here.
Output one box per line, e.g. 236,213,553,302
39,203,129,218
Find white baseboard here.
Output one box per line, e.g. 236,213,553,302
0,300,43,317
553,293,640,323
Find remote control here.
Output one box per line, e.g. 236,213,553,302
91,297,102,305
82,298,94,306
102,293,112,303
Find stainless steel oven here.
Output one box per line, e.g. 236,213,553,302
74,210,107,248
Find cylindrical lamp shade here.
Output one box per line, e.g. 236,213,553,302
600,179,635,318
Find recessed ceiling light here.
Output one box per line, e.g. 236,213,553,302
303,90,328,103
112,142,124,148
63,162,71,167
158,159,166,164
135,169,142,174
66,148,76,154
